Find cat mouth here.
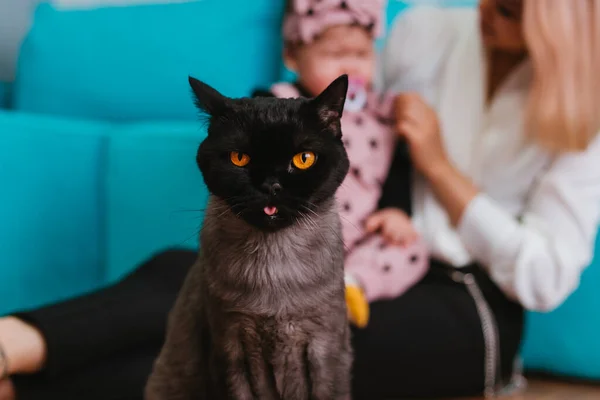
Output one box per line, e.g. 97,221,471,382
263,206,278,216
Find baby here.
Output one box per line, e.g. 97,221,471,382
254,0,429,327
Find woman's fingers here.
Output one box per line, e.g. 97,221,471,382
396,93,433,134
395,92,420,108
396,93,425,117
396,120,420,143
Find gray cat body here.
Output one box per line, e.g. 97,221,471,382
146,196,351,400
145,75,353,400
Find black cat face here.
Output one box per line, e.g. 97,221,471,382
190,75,350,231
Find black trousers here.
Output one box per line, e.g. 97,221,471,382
12,250,523,400
351,260,524,399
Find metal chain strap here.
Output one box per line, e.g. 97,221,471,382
452,271,501,398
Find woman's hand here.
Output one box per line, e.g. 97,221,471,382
394,92,480,226
395,92,450,178
365,208,419,246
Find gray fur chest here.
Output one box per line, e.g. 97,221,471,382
200,196,345,316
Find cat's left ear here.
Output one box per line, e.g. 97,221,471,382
189,76,229,116
311,74,349,135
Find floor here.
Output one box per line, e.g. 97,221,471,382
457,378,600,400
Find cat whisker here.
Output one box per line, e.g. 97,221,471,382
214,208,234,220
169,208,209,219
299,203,353,241
315,215,350,253
296,211,313,230
302,201,360,245
177,226,203,248
299,199,320,211
336,213,362,235
168,208,219,223
221,195,247,203
299,204,319,218
299,209,351,254
295,214,313,235
298,213,328,251
294,201,353,253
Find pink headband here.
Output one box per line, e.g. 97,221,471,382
283,0,386,44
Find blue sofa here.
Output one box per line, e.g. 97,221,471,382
1,0,599,382
1,0,285,313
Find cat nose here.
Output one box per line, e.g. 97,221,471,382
262,182,282,197
270,183,282,196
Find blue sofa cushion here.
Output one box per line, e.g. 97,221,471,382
0,111,107,315
522,233,600,380
104,121,209,282
14,1,285,122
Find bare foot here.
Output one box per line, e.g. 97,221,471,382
0,317,47,375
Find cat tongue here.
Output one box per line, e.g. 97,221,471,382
264,206,278,216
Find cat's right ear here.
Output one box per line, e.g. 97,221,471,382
311,74,349,135
188,76,229,116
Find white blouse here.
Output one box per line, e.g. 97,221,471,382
378,6,600,312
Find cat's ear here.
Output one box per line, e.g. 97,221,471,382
311,74,348,133
188,76,229,116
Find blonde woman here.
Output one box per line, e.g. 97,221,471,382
0,1,599,399
357,0,600,397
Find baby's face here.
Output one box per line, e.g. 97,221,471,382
285,25,375,97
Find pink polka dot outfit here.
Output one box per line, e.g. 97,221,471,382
270,82,429,302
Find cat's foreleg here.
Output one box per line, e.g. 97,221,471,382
226,330,285,400
306,334,338,400
307,330,352,400
271,342,310,400
334,328,353,400
225,339,255,400
241,332,280,400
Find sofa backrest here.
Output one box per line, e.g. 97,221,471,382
0,110,209,315
12,1,285,121
0,111,108,314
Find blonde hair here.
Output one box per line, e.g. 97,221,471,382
523,0,600,152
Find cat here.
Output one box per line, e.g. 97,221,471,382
144,74,352,400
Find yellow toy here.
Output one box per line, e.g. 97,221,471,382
345,278,369,328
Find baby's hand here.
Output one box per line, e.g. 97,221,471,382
365,208,419,246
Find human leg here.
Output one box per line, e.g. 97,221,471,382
12,348,157,400
7,249,196,381
351,263,524,399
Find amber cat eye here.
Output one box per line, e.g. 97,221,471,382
292,151,316,170
230,151,250,167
